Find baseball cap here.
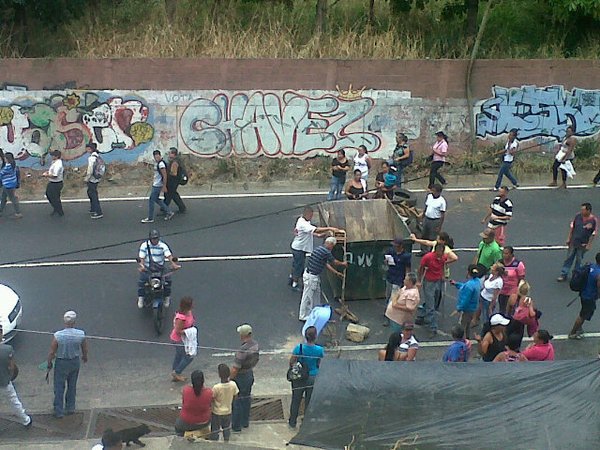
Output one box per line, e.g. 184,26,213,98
237,324,253,336
63,310,77,323
479,228,496,239
490,313,510,326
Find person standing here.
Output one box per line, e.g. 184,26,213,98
353,145,371,181
451,265,481,339
383,238,412,326
164,147,187,214
84,143,103,219
428,132,448,188
327,149,350,201
417,243,447,336
493,129,520,190
47,311,88,418
0,325,32,428
498,246,526,314
0,152,22,219
299,237,348,321
549,125,576,189
289,206,341,292
418,184,446,256
481,186,513,246
557,203,597,282
568,252,600,339
385,272,420,333
473,229,503,274
42,150,64,217
231,324,259,433
141,150,174,223
389,132,411,188
170,297,195,382
288,326,324,429
478,263,505,327
209,364,239,442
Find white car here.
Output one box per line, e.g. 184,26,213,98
0,284,22,342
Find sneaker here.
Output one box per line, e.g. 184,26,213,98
490,187,499,192
164,211,175,221
164,296,171,308
91,213,103,219
141,217,154,223
556,275,567,282
568,333,583,340
137,297,144,309
24,416,32,429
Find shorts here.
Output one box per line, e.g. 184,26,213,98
579,297,597,321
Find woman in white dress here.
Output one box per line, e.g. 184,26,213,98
353,145,371,181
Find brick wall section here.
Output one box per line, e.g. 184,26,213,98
1,58,599,98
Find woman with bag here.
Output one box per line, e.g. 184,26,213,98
170,297,196,382
288,326,323,429
0,152,22,219
512,281,540,338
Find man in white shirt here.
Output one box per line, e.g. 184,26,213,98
84,143,103,219
289,206,342,291
418,184,446,256
493,128,519,191
141,150,174,223
42,150,65,217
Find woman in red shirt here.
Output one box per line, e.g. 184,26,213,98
522,330,555,361
175,370,213,436
171,296,195,382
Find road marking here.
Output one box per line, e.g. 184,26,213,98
17,184,597,204
0,246,568,269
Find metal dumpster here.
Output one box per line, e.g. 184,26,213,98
318,199,413,301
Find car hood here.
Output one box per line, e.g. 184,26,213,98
0,284,19,316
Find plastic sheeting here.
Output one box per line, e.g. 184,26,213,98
290,359,600,450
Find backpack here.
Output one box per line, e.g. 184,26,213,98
570,263,592,292
92,154,106,180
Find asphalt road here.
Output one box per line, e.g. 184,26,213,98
1,187,599,395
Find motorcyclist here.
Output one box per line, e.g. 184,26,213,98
137,229,181,309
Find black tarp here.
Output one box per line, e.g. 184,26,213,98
290,359,600,450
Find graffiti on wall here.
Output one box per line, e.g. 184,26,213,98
179,89,381,157
0,92,154,161
476,85,600,140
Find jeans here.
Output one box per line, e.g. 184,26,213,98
480,297,493,327
291,248,306,281
420,217,441,253
209,414,232,441
1,382,30,425
46,181,64,215
87,181,102,214
148,185,171,219
172,342,193,375
289,375,315,427
175,417,209,437
429,161,446,187
164,177,186,212
421,279,442,331
0,187,20,214
232,370,254,430
560,245,587,277
495,161,518,188
137,271,172,297
327,176,345,201
53,357,80,416
460,311,474,339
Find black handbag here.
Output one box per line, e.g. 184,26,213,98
286,344,309,382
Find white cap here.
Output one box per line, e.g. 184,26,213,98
63,310,77,324
490,313,510,326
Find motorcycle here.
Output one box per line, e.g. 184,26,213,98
136,258,179,335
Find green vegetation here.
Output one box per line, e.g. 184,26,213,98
0,0,598,58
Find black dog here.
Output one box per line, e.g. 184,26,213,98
115,424,151,447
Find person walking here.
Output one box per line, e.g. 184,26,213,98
164,147,187,214
481,186,513,246
231,324,259,433
170,297,195,382
42,150,64,217
209,364,239,442
289,206,341,292
557,203,597,282
493,129,520,190
450,265,481,339
418,184,446,256
383,238,412,326
428,131,448,188
299,237,348,321
288,326,324,429
473,229,503,274
0,325,32,428
353,145,371,181
417,243,447,336
47,311,88,418
327,149,350,201
385,272,420,333
0,152,22,219
568,252,600,340
84,143,103,219
550,125,576,189
498,246,526,314
141,150,174,223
